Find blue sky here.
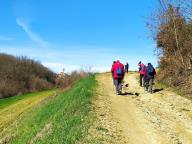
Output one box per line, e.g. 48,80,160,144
0,0,159,73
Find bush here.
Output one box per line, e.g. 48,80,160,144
0,80,19,98
56,70,88,89
0,53,56,98
29,76,53,92
149,1,192,97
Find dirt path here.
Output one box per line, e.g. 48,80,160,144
85,73,192,144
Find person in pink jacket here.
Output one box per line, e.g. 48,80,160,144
138,61,146,87
111,60,125,95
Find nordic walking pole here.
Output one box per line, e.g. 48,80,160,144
113,80,116,94
112,74,116,94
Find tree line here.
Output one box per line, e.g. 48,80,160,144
0,53,56,98
0,53,88,99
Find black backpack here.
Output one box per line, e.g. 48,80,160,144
147,65,154,75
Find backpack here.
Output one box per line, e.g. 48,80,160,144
116,67,123,76
147,65,154,75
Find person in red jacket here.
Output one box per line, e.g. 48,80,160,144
138,61,146,87
111,60,125,95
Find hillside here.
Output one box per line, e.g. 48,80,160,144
0,75,96,144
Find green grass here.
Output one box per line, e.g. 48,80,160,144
2,75,96,144
154,81,169,90
154,79,192,98
0,89,56,109
0,89,57,136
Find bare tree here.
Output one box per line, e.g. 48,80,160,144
147,0,192,95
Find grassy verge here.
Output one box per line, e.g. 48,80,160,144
1,74,96,144
153,80,170,90
153,79,192,100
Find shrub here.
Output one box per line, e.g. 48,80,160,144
56,71,88,89
29,76,53,92
148,0,192,97
0,53,56,98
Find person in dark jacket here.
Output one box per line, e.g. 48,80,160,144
145,63,156,93
111,60,125,95
125,62,129,74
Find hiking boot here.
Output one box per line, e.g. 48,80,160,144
148,90,153,94
116,91,121,95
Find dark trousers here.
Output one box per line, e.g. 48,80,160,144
114,78,122,93
145,76,154,93
140,74,145,87
112,73,115,85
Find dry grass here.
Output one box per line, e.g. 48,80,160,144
29,123,53,144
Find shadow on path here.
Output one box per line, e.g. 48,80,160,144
120,92,140,96
153,88,164,93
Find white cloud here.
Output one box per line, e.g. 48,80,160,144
42,63,81,73
0,45,158,72
42,62,109,74
90,66,110,73
16,18,48,48
0,36,13,41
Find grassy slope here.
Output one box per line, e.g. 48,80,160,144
2,75,96,144
0,89,57,134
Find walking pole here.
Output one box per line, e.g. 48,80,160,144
112,74,116,94
112,78,115,94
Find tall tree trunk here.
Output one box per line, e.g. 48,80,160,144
172,11,186,69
